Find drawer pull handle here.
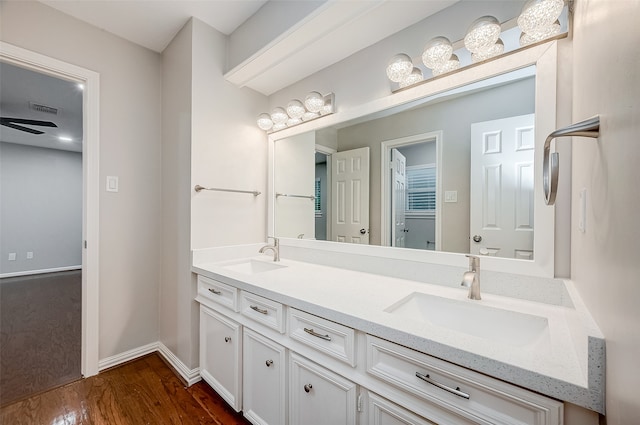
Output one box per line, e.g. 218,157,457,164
266,360,273,367
304,384,313,393
304,328,332,341
250,305,269,315
415,372,470,400
224,337,231,343
208,288,222,295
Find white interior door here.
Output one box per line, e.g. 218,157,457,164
391,149,407,248
470,114,535,259
331,147,370,244
274,132,315,239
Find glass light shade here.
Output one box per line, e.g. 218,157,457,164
286,99,305,119
257,113,273,131
519,21,561,46
517,0,564,34
386,53,413,83
304,91,324,113
421,37,453,70
471,39,505,62
270,107,288,124
272,122,287,132
432,54,460,76
399,67,424,88
302,111,320,121
286,117,302,127
464,16,502,53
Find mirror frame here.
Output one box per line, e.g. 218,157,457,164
268,41,558,277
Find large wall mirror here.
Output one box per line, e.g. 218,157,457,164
268,42,558,277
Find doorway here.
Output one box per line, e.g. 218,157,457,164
0,42,100,391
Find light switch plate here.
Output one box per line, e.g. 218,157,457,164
8,253,16,261
444,191,458,203
106,176,119,192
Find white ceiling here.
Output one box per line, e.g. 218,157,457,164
39,0,269,53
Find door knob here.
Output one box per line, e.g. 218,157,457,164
360,228,366,235
472,235,482,243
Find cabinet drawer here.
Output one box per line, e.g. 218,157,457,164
365,390,437,425
240,291,285,333
198,275,239,311
288,308,356,367
366,335,563,425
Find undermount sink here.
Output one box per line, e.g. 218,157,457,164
220,259,286,274
384,292,549,347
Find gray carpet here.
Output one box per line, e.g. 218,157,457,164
0,270,82,406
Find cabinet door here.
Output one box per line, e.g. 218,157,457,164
365,390,436,425
199,305,242,411
243,329,287,425
289,353,357,425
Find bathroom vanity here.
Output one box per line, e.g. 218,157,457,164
192,240,604,425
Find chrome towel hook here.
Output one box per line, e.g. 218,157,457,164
543,116,600,205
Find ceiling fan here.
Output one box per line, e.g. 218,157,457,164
0,117,57,135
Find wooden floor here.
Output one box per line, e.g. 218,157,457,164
0,270,82,406
0,353,252,425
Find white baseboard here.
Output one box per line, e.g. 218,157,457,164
157,342,201,386
98,342,159,371
0,265,82,279
97,341,201,386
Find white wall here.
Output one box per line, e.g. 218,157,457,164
0,1,161,360
0,142,82,275
571,0,640,422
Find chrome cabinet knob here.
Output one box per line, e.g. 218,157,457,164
304,384,313,393
265,360,273,367
224,337,231,343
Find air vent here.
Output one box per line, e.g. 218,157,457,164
29,102,59,115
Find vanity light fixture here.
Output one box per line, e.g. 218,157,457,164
432,54,460,76
471,38,505,63
386,53,413,83
421,37,453,70
463,16,502,54
256,92,335,133
517,0,564,35
399,67,424,88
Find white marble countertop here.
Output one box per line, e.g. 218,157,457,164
192,243,604,414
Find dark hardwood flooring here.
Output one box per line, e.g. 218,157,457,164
0,353,252,425
0,270,82,406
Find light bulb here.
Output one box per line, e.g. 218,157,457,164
270,107,288,124
304,92,324,113
422,37,453,70
286,99,305,119
432,54,460,76
519,21,561,46
257,113,273,131
272,122,287,132
518,0,564,34
286,117,302,127
471,39,505,62
464,16,501,54
386,53,413,83
302,111,320,121
399,67,424,88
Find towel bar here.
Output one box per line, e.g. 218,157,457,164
543,116,600,205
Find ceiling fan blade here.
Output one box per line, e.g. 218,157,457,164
0,117,58,128
0,121,46,134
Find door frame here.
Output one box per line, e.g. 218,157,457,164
381,131,442,248
1,42,100,377
315,144,336,240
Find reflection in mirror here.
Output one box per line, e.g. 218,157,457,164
275,66,537,260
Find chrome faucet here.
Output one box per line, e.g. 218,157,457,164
259,237,280,262
461,255,481,300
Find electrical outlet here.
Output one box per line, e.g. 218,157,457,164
27,251,34,259
8,253,16,261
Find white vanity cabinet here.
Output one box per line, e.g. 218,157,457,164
363,390,437,425
199,305,242,412
242,329,287,425
289,352,358,425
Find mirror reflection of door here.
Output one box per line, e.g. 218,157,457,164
314,151,330,241
391,149,407,248
331,147,370,244
470,113,535,259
